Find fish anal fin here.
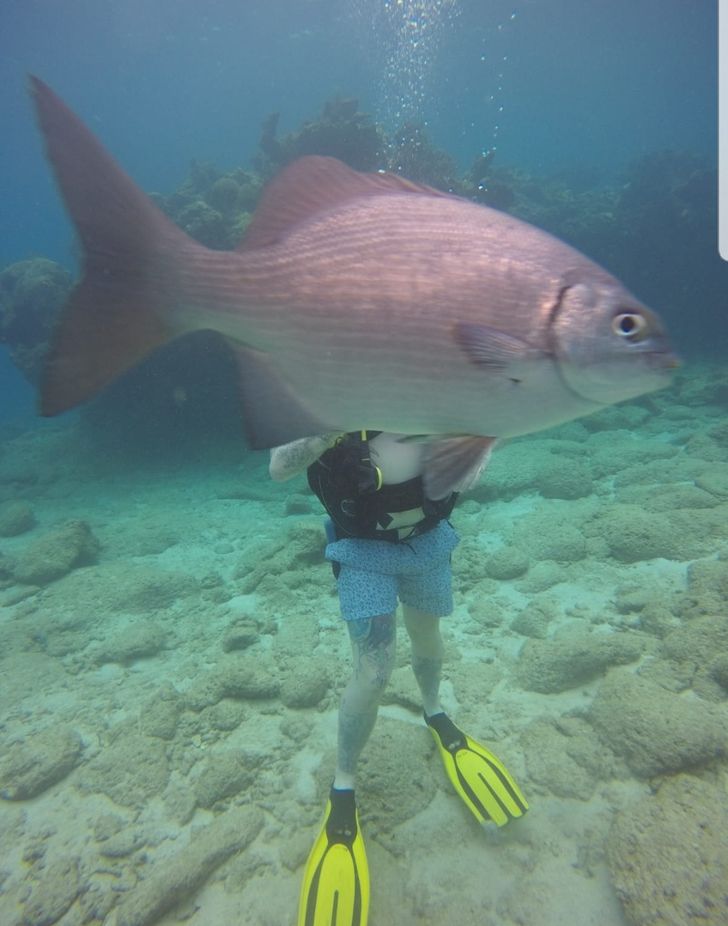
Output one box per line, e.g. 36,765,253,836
423,436,497,500
235,347,338,449
239,155,452,250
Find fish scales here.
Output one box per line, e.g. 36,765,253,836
30,77,677,460
172,198,579,434
186,198,551,350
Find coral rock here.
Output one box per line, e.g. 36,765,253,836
0,500,36,537
607,774,728,926
0,727,83,800
516,631,645,693
589,668,728,777
13,520,100,585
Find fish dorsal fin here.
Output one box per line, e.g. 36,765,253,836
239,155,449,250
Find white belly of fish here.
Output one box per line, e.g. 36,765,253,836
268,340,600,439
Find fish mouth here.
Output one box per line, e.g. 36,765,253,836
642,350,681,390
558,346,680,407
649,349,681,378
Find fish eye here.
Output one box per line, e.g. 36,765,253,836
612,312,647,340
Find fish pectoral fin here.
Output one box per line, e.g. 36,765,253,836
453,323,545,378
423,436,497,499
234,347,337,449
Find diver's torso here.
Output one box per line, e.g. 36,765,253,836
307,432,456,541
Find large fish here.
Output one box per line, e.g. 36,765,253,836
31,77,677,494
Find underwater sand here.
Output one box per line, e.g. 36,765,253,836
1,363,728,926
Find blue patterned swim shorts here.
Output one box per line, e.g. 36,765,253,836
325,520,460,621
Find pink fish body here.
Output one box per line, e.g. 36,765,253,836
31,76,677,490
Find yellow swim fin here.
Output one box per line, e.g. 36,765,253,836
297,787,369,926
426,712,528,826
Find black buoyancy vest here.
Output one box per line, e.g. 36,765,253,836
307,432,457,542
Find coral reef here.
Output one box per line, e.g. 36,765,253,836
153,160,261,250
386,121,461,190
607,775,728,926
0,727,83,800
0,500,35,537
112,806,263,926
76,731,170,809
0,258,71,383
255,97,386,174
12,519,99,585
589,668,728,777
516,631,646,693
0,360,726,926
520,715,623,799
483,545,529,579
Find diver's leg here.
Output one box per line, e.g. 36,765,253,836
334,613,397,790
299,617,385,926
402,604,444,718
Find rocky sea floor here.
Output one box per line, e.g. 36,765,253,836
1,363,728,926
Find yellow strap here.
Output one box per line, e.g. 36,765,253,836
360,430,383,490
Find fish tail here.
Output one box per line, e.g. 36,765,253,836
30,76,195,416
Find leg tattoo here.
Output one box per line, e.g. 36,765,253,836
335,614,396,788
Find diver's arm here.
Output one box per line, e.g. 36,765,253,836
269,433,342,482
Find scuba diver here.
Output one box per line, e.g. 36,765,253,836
269,431,528,926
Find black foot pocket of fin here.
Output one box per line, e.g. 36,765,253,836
297,788,370,926
426,712,529,827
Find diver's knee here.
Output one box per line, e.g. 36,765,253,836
355,644,395,695
403,606,442,651
348,614,396,695
343,659,391,710
365,653,395,694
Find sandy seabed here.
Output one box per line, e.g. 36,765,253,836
1,364,728,926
